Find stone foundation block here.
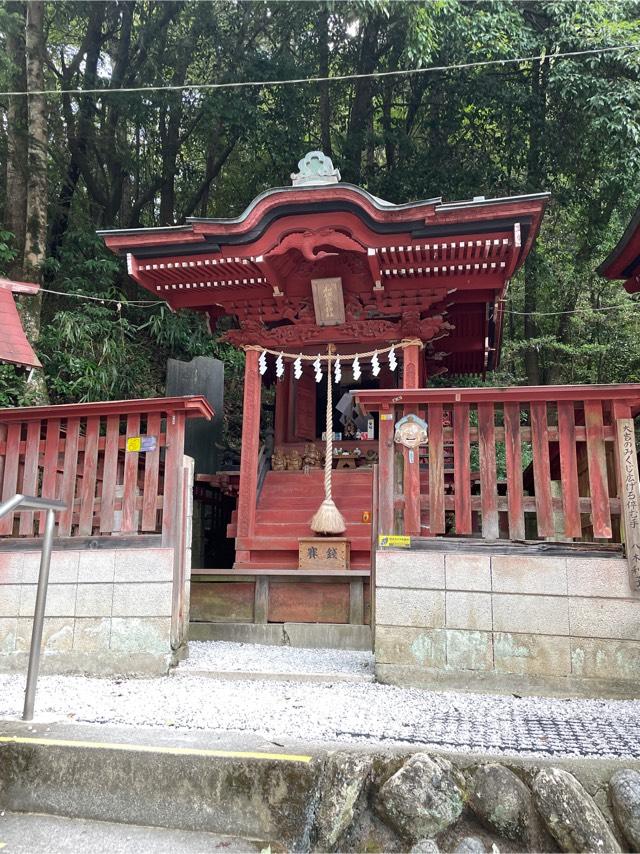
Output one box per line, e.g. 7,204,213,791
446,630,493,671
73,618,112,652
446,591,492,631
494,633,571,677
75,584,114,617
569,598,640,641
376,589,445,629
375,625,446,668
15,617,74,653
0,618,17,654
377,551,444,589
0,584,20,617
570,637,640,680
110,617,172,654
445,554,490,592
78,551,116,583
114,548,173,583
22,551,79,584
566,557,631,599
19,583,77,618
0,553,23,583
492,555,567,595
112,583,173,617
492,594,569,636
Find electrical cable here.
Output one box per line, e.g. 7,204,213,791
1,43,638,98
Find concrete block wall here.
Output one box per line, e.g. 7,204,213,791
0,548,176,675
375,549,640,697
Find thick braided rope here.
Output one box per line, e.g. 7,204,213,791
324,352,333,501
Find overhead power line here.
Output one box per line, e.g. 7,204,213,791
1,43,638,98
505,302,639,317
39,286,160,307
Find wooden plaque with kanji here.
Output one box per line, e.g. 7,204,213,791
298,537,350,570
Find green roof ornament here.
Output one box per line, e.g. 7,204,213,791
291,151,341,187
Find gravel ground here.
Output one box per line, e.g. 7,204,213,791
1,659,640,760
180,641,374,675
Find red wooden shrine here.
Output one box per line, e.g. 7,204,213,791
0,277,42,369
598,199,640,292
99,152,551,623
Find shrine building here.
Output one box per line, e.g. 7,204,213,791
100,152,547,621
0,152,639,695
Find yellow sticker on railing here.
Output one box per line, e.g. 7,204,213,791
126,436,142,452
378,535,411,548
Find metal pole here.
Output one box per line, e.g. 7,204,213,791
22,508,56,721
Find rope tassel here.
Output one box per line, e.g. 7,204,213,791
310,346,346,536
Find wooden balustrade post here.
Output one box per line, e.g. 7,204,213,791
613,402,640,592
162,409,186,548
378,404,395,535
402,340,421,536
236,348,262,560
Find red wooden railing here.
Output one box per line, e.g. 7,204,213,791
0,396,213,543
354,385,640,548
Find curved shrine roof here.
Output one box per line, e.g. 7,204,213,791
99,157,549,376
0,278,42,370
598,201,640,292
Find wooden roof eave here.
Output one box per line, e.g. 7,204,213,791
597,200,640,280
98,187,549,256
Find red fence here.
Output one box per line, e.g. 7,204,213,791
0,396,212,543
355,385,640,547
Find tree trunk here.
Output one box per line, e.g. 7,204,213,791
159,52,189,225
522,57,548,386
4,1,28,276
20,0,48,401
342,14,380,184
179,134,240,221
49,2,106,258
317,3,332,156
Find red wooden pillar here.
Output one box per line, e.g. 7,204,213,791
162,409,186,547
236,349,262,559
378,404,395,535
274,365,289,447
402,340,422,536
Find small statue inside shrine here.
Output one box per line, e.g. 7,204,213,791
303,442,322,470
272,447,286,471
343,419,357,440
286,449,303,471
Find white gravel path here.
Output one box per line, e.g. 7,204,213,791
180,641,374,676
1,653,640,760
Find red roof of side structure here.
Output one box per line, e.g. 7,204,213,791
99,161,549,376
0,278,42,369
598,201,640,292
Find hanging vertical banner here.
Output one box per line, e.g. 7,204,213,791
276,352,284,378
371,350,380,377
334,356,341,383
258,350,268,375
293,355,303,379
389,346,397,371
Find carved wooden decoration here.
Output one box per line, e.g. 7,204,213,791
311,277,345,326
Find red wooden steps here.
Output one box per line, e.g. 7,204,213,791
232,468,374,571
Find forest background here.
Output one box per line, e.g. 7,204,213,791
1,0,640,449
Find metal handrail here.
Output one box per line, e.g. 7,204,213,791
0,494,66,721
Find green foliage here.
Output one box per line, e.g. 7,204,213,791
2,0,640,440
